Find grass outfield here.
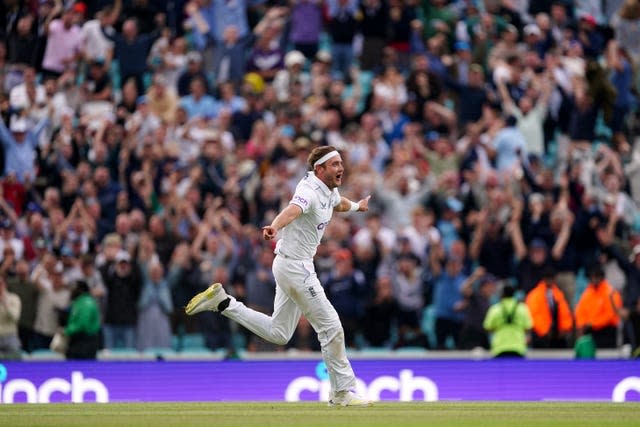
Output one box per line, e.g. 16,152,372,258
1,402,638,427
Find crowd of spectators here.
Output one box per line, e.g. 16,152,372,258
1,0,640,359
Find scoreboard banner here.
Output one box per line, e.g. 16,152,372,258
0,360,638,404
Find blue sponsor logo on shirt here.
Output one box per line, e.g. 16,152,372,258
317,220,330,230
293,196,309,206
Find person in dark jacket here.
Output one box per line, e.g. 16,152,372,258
100,250,142,349
65,280,101,359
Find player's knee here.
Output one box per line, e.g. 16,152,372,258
319,324,344,347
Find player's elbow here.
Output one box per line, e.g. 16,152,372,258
270,327,291,346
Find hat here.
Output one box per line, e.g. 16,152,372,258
503,24,518,34
60,245,74,257
479,274,497,286
27,202,43,213
285,50,306,68
580,14,597,26
524,24,541,37
530,238,547,250
153,74,167,86
103,233,123,247
186,51,202,63
446,197,463,213
454,41,471,51
426,130,440,142
68,232,82,243
334,248,352,262
294,137,311,150
630,244,640,262
528,192,544,205
398,253,421,265
72,2,87,14
0,219,11,229
244,72,265,94
53,262,64,274
10,118,28,133
115,250,131,263
315,50,332,63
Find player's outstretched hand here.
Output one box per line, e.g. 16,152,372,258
358,195,371,212
262,225,277,240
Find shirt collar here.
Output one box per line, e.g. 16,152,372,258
307,171,332,196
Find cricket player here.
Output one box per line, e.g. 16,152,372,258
186,146,372,407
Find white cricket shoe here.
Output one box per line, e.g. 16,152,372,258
328,391,372,407
185,283,228,315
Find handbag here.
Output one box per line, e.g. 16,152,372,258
50,331,69,354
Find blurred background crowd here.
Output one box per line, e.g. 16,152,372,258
0,0,640,360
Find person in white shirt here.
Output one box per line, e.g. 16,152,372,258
80,1,121,67
9,67,47,113
185,146,373,407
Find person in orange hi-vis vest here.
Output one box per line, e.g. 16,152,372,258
525,266,574,348
575,264,622,349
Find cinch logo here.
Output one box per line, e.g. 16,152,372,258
293,196,309,207
0,364,109,404
317,221,330,230
612,377,640,402
284,362,438,402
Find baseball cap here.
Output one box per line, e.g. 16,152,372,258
524,24,541,37
60,245,74,257
27,201,43,213
71,2,87,14
53,262,64,274
479,274,497,286
115,250,131,263
315,51,332,63
580,14,597,26
10,118,28,133
334,248,352,262
285,50,306,68
454,41,471,51
186,51,202,63
446,197,463,213
530,238,547,250
103,233,123,247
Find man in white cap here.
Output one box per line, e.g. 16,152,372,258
186,146,373,406
0,113,50,183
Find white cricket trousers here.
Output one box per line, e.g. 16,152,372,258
223,254,357,394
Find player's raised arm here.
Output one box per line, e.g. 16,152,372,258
334,195,371,213
262,204,303,240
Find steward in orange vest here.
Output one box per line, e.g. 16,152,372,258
525,267,574,348
575,264,622,349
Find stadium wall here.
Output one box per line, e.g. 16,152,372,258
0,359,639,404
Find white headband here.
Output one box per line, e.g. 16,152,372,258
313,150,340,168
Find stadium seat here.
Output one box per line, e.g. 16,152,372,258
182,333,207,351
27,349,65,361
421,305,437,348
98,348,153,361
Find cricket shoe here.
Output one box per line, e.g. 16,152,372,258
185,283,228,315
328,391,372,407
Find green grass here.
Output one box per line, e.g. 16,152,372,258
1,402,638,427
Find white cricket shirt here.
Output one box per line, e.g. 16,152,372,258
275,172,341,260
